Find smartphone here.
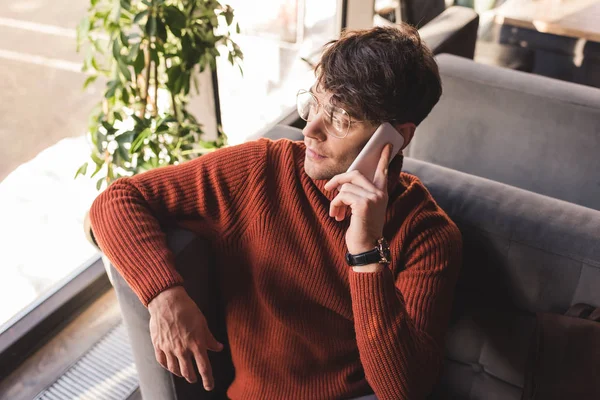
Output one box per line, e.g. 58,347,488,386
346,122,405,182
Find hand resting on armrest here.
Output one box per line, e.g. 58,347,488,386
148,286,224,391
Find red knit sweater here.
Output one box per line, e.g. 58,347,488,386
90,138,462,400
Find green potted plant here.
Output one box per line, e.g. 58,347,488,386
75,0,243,190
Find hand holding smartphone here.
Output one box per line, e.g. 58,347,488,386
346,122,405,183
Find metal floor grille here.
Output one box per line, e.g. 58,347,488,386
35,322,139,400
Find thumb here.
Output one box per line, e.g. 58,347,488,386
206,331,224,352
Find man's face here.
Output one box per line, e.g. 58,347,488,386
302,86,379,180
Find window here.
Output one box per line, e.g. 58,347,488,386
0,2,104,331
0,0,347,362
216,0,341,145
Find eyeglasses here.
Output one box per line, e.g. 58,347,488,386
296,89,366,139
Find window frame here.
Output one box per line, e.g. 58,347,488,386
0,255,110,380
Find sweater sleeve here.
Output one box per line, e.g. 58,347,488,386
89,139,267,306
348,206,462,400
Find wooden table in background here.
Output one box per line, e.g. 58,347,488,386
494,0,600,42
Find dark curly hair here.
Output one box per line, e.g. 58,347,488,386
315,24,442,126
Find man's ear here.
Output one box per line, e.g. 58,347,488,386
393,122,416,150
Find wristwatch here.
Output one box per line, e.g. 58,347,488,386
345,237,391,266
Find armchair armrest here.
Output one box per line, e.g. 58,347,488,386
104,229,233,400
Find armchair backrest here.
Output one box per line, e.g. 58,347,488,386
407,54,600,211
403,157,600,399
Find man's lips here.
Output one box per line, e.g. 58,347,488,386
306,147,327,159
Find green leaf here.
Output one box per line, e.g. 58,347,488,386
181,34,193,62
159,115,177,124
91,57,100,71
166,66,181,91
133,48,145,75
120,0,131,10
113,111,123,121
91,150,104,166
156,17,168,43
156,123,169,133
145,15,157,37
223,9,233,26
131,114,147,127
96,177,105,190
112,38,122,60
182,72,190,95
118,59,132,82
173,71,184,94
149,141,160,156
120,31,129,47
236,22,240,34
115,130,136,144
130,127,152,153
90,161,103,178
105,83,117,98
117,143,131,161
127,43,141,64
83,75,98,90
164,6,186,37
101,120,118,134
121,86,130,103
74,162,88,179
133,10,149,24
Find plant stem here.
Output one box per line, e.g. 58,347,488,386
142,44,151,116
153,55,158,116
171,92,178,120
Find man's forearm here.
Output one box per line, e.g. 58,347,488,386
348,267,441,400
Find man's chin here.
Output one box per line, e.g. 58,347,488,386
304,159,337,181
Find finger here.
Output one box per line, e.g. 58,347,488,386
339,182,379,200
178,352,198,384
373,144,393,190
329,190,350,220
334,183,376,220
205,332,224,352
193,348,215,391
166,353,182,377
330,191,363,221
330,184,355,220
155,348,168,370
332,202,347,221
325,170,379,193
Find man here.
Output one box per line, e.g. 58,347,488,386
90,24,462,400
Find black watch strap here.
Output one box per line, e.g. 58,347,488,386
345,248,383,266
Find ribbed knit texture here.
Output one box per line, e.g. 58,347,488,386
90,138,462,400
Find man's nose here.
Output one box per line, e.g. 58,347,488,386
302,112,327,142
